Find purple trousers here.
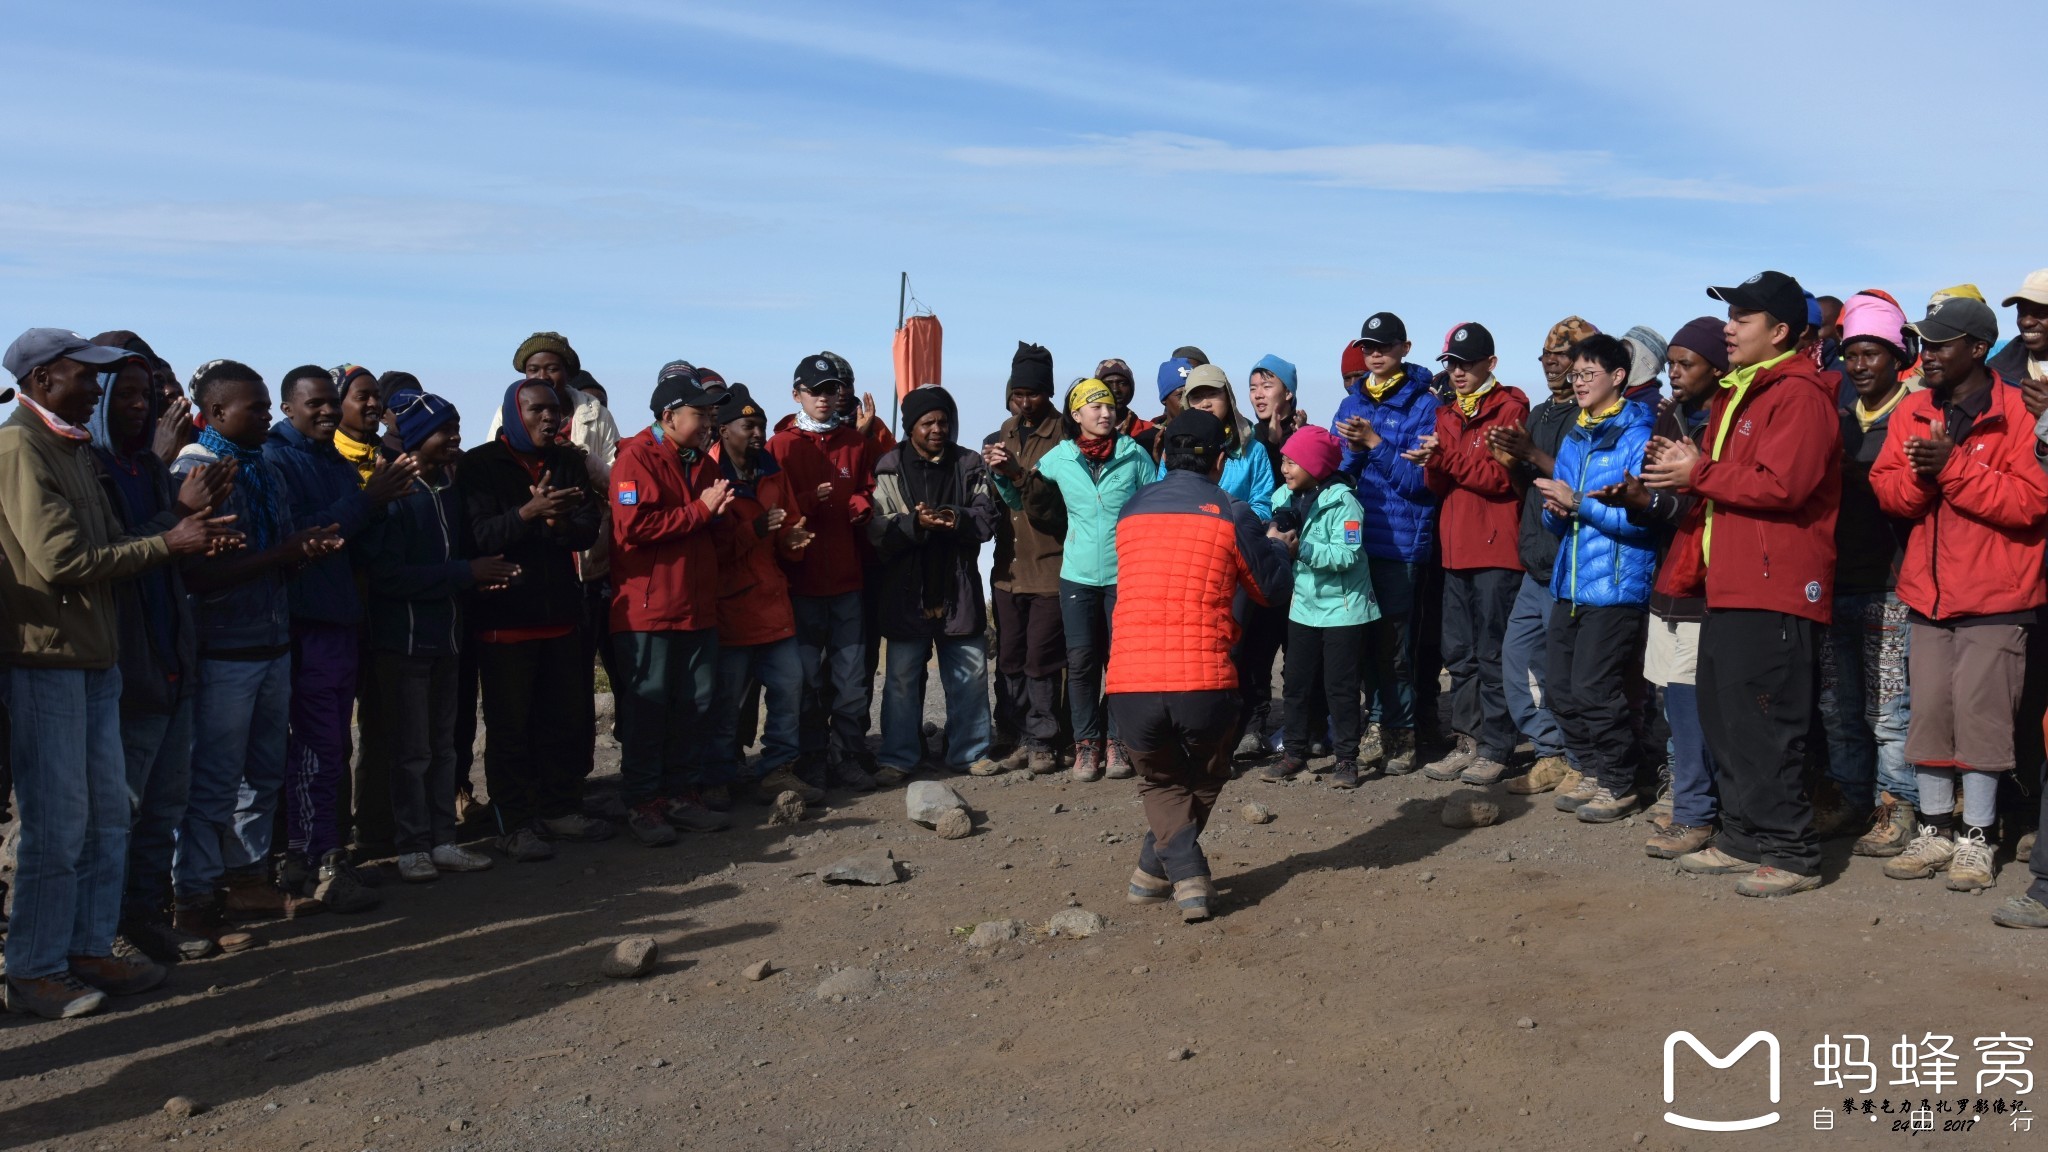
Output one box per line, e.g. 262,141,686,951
286,621,358,863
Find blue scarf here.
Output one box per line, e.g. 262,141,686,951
499,380,542,455
197,425,281,551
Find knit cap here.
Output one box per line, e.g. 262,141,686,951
1280,426,1342,482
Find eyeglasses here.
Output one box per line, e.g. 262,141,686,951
1568,369,1619,384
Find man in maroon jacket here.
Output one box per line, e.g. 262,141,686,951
1642,270,1840,898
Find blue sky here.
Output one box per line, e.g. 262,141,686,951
4,0,2042,440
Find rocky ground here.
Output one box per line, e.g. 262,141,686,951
3,688,2045,1152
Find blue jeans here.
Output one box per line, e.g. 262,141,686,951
3,665,128,979
711,636,802,782
1502,574,1566,759
1664,682,1719,827
1364,557,1417,730
1820,592,1914,810
175,654,291,902
121,697,194,917
880,634,992,771
794,592,867,763
1059,579,1117,743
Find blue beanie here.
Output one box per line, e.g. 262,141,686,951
1157,356,1194,403
1250,354,1297,395
389,389,458,451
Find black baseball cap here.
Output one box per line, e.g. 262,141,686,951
1908,296,1999,345
792,353,847,393
1708,271,1808,336
1438,321,1496,364
651,359,718,414
1358,312,1407,346
713,382,764,425
1163,408,1228,457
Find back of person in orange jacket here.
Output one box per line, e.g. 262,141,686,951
1869,296,2048,897
1106,410,1291,924
609,363,733,845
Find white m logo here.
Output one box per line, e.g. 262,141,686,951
1662,1030,1781,1132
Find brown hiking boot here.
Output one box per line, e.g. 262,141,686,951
171,903,257,954
1380,727,1418,775
222,872,323,920
1552,770,1600,812
1422,735,1478,781
1026,746,1060,776
1646,822,1714,860
4,973,106,1019
69,952,168,996
1505,755,1572,795
1852,792,1915,857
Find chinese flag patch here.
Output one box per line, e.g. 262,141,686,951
616,480,639,506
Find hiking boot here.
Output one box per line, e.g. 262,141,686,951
1883,825,1957,880
1025,746,1060,776
313,850,383,913
70,952,168,996
1380,728,1418,775
1233,726,1269,761
1576,788,1641,824
697,783,735,812
1328,760,1362,790
1645,822,1714,860
223,871,323,921
540,813,615,843
968,755,1008,777
1071,741,1105,783
664,795,731,833
828,758,878,792
1422,735,1477,781
4,973,106,1020
171,902,257,954
276,854,319,900
1127,868,1171,905
120,913,218,963
1811,779,1862,840
758,765,826,803
1992,894,2048,929
1946,828,1997,892
1647,769,1675,829
1459,756,1508,787
1552,770,1601,812
1505,755,1572,795
1734,866,1822,898
430,843,493,873
871,765,911,788
1675,845,1759,875
396,852,440,883
1853,793,1915,857
1173,876,1216,922
497,825,557,863
2017,829,2035,864
1104,740,1135,780
1259,756,1306,784
1359,724,1381,763
627,800,679,847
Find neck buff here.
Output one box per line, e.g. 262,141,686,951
198,425,280,550
1456,377,1496,418
793,409,839,434
1854,385,1907,432
1363,370,1406,403
333,427,378,485
1577,397,1625,428
20,394,91,443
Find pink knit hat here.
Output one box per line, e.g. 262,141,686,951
1281,426,1343,482
1840,292,1910,361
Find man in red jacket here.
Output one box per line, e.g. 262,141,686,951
768,356,878,792
610,362,733,845
1642,270,1839,897
1417,322,1528,785
1869,296,2048,896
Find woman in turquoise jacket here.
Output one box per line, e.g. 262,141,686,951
1021,377,1154,783
1259,427,1378,790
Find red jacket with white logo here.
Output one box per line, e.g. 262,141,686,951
767,417,873,598
1424,383,1528,572
1656,354,1840,623
1868,374,2048,621
709,443,802,647
608,427,721,634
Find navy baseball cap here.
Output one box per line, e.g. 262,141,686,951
5,328,131,380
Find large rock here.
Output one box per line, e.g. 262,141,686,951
1047,908,1103,938
905,781,967,826
967,919,1019,948
813,967,881,1000
601,937,659,979
823,851,902,886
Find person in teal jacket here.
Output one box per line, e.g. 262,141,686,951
1259,426,1378,790
1021,377,1153,783
1152,362,1276,521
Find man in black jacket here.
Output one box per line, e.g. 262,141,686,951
459,381,605,863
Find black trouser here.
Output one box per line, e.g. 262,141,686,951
1233,595,1288,735
1442,567,1520,761
583,579,617,751
454,632,479,792
1109,689,1237,883
1283,621,1364,763
477,631,588,829
1547,603,1647,795
378,650,460,854
1697,609,1821,874
348,631,395,852
993,588,1064,750
1414,546,1445,736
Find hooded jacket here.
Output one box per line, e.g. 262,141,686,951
1869,373,2048,621
1515,395,1580,582
767,415,873,599
989,410,1068,596
1834,390,1912,597
1022,434,1153,588
88,440,197,712
1425,382,1528,572
709,443,801,647
488,382,621,581
1543,400,1657,609
361,475,475,657
1270,479,1378,628
609,426,722,634
1329,365,1441,563
263,418,380,626
868,442,999,640
459,438,602,635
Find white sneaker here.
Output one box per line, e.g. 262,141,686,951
1947,827,1996,892
396,852,440,883
430,843,494,873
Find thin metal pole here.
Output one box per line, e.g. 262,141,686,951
893,272,907,432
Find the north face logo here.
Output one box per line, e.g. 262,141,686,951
1199,503,1221,515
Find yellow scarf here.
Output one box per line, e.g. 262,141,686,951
1363,371,1405,403
1701,349,1797,564
1576,398,1625,428
1455,377,1496,418
1853,385,1906,432
333,428,379,487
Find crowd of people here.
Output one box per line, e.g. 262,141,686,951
3,265,2048,1022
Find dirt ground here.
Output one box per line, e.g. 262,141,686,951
3,685,2045,1152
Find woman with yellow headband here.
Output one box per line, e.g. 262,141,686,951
1017,377,1154,782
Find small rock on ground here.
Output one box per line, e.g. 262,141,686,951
813,967,882,999
934,809,973,840
1240,802,1274,825
1441,796,1500,828
1517,1017,1536,1029
823,851,902,886
768,790,806,826
1167,1046,1193,1062
1047,908,1103,938
601,937,659,979
742,960,774,982
163,1097,204,1119
967,919,1020,948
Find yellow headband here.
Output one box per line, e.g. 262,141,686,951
1067,377,1114,413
